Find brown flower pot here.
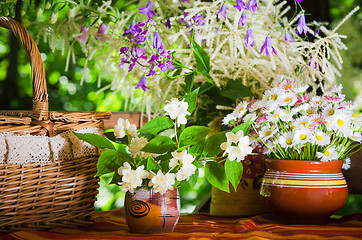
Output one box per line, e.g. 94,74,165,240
124,187,180,233
260,159,348,224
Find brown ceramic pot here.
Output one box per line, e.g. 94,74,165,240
260,159,348,224
124,187,180,233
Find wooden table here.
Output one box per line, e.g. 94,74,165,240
1,209,362,240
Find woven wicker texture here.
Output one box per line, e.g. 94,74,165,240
0,16,111,232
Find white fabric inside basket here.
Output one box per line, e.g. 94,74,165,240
0,128,103,165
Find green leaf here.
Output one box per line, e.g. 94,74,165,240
110,171,123,185
185,72,195,93
138,116,174,135
231,118,252,135
188,168,199,189
147,157,162,173
179,126,211,147
73,132,115,150
203,131,227,157
142,136,176,154
136,158,147,168
96,150,123,177
199,82,214,94
205,161,229,193
225,158,243,192
220,79,255,100
191,37,211,75
184,87,199,115
173,60,184,69
189,140,205,155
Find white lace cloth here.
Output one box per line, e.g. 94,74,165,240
0,128,103,165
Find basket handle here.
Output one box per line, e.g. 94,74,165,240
0,16,49,123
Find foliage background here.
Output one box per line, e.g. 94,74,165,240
0,0,361,214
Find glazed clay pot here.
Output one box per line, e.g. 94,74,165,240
124,187,180,233
260,159,348,224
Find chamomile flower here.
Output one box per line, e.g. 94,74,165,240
222,112,237,125
330,113,352,136
279,92,298,106
293,116,311,129
317,147,338,161
309,96,326,109
263,88,284,105
322,104,340,118
293,129,312,145
278,132,295,148
349,132,362,142
312,130,330,146
279,78,295,91
233,101,248,118
342,158,351,170
310,114,326,129
259,125,277,141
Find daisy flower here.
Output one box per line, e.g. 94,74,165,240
259,125,277,141
317,147,338,161
278,132,295,149
294,129,312,146
312,129,330,146
233,101,248,118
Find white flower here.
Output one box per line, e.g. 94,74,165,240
268,108,290,122
349,132,362,142
279,92,298,106
244,113,257,122
263,88,284,104
114,118,139,138
329,113,352,136
259,125,277,141
233,101,248,118
322,104,340,118
118,162,132,176
176,163,196,181
226,131,244,144
317,147,338,161
312,130,331,146
249,100,262,112
222,131,252,162
294,129,312,146
128,137,148,157
310,96,326,109
278,132,295,148
342,158,351,170
149,170,175,194
293,116,311,129
222,112,237,125
169,150,194,168
164,98,190,126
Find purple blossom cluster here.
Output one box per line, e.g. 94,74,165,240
118,1,176,92
214,0,311,56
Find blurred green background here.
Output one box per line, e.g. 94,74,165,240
0,0,361,215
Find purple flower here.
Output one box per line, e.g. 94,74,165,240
234,0,245,11
296,0,303,2
167,61,175,70
118,55,129,69
284,32,294,42
129,58,137,72
132,47,147,60
158,63,167,72
139,1,157,19
148,54,159,63
165,18,171,28
147,65,156,76
78,26,89,43
153,31,163,50
260,35,277,56
238,12,247,26
244,28,254,47
314,28,320,36
179,12,188,25
97,22,110,35
297,14,308,35
135,76,150,91
216,3,227,20
246,0,257,12
192,13,206,25
120,46,129,54
125,21,136,34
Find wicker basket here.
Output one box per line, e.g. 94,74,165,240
0,16,111,232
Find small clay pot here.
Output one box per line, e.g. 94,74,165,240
124,187,180,233
260,159,348,224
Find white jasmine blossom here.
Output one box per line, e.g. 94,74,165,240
114,118,139,138
128,137,149,158
149,170,175,195
164,98,190,127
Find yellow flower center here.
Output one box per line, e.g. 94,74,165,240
316,119,322,124
352,113,359,118
324,151,330,156
307,110,313,114
300,134,307,140
316,101,322,105
239,107,244,113
285,84,292,90
272,94,278,101
286,138,293,145
337,120,344,126
316,135,323,141
266,130,272,136
301,121,308,126
329,110,335,115
274,114,280,118
285,97,292,103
